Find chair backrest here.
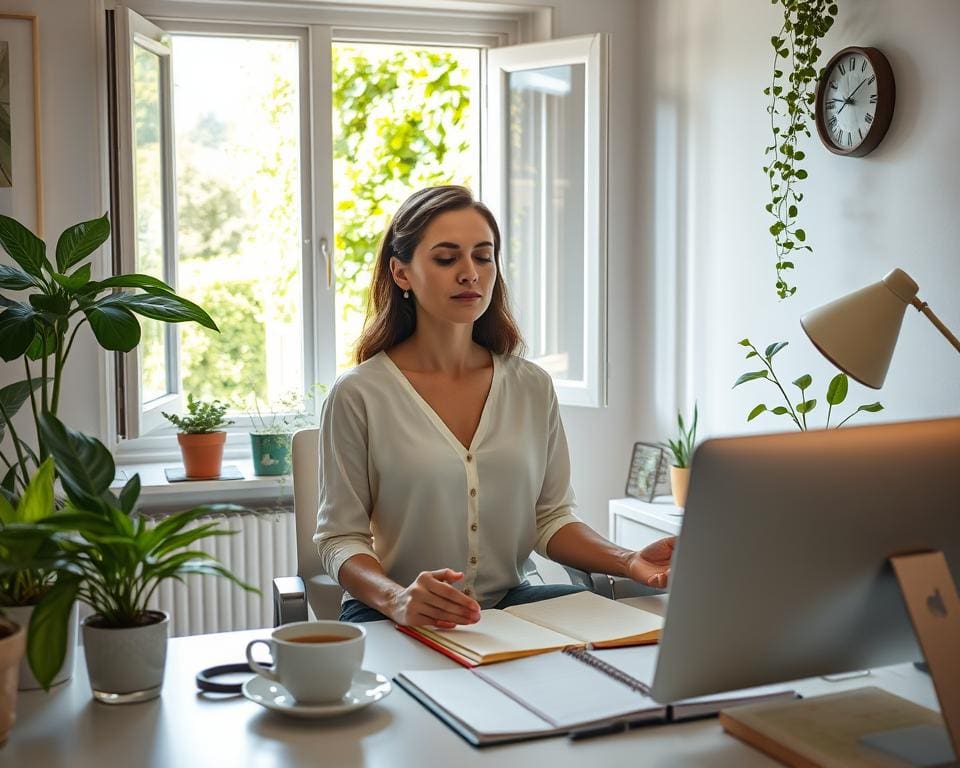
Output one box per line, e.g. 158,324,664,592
292,428,322,581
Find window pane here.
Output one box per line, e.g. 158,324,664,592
332,43,479,371
172,36,303,411
132,44,168,404
506,64,585,382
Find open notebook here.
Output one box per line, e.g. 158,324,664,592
396,644,797,746
396,590,663,666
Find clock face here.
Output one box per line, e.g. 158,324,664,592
822,52,878,151
816,47,895,157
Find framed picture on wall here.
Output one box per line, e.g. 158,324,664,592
0,13,43,236
624,441,671,502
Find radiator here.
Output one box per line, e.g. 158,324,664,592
145,508,297,638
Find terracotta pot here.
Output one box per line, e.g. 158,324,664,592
0,617,26,746
177,431,226,479
6,602,79,690
670,465,691,508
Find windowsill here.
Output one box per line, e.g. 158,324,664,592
113,457,293,512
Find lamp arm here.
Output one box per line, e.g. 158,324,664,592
911,297,960,354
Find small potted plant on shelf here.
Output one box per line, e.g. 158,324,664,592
665,403,698,508
0,458,79,691
163,395,233,479
0,412,256,702
246,387,324,477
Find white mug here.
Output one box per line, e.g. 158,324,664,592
245,620,365,704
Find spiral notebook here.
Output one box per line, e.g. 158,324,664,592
396,645,797,746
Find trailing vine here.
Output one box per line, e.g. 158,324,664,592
763,0,838,299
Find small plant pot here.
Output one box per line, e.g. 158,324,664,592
6,601,79,690
0,617,26,745
177,431,227,479
250,432,293,476
670,465,691,508
81,611,169,704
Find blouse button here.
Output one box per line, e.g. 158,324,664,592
470,556,478,565
470,522,478,532
469,488,477,497
466,453,473,462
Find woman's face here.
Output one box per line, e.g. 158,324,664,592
391,207,498,327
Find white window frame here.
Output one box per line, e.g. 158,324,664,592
98,0,552,462
484,33,609,408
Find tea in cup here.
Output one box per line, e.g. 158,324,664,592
245,620,365,704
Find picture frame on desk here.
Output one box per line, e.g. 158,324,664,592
0,13,43,236
624,442,671,502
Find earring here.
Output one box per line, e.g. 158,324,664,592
403,290,410,299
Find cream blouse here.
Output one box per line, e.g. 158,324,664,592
313,350,581,608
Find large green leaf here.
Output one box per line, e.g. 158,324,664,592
792,374,813,390
16,456,55,523
25,324,58,361
83,304,141,352
51,263,93,293
0,214,47,277
764,341,788,359
0,378,45,443
55,213,110,272
98,292,219,331
118,474,141,516
27,574,80,690
733,370,769,387
29,293,70,317
0,303,37,361
37,411,116,503
0,263,37,290
91,273,175,293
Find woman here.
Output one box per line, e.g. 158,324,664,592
315,185,675,628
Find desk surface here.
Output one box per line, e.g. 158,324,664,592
9,621,938,768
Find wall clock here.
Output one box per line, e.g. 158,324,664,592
815,46,895,157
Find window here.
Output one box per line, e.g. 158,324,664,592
107,4,604,456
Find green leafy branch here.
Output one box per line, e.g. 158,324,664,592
734,339,883,430
763,0,838,299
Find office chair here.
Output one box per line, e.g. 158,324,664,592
272,428,659,626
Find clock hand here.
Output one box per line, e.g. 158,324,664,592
837,78,869,115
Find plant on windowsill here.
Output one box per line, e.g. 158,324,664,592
665,403,698,508
733,338,883,430
162,395,233,480
245,386,325,477
0,412,256,701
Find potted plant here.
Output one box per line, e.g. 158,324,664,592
163,395,233,479
0,612,25,745
733,339,882,430
0,412,256,701
246,387,324,477
665,403,698,508
0,458,79,690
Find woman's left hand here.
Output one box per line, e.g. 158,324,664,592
625,536,676,589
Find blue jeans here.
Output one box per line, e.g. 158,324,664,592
339,582,589,623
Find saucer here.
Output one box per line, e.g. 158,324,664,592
241,669,391,719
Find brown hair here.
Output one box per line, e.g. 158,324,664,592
354,185,525,364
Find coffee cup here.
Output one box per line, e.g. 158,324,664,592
245,620,365,704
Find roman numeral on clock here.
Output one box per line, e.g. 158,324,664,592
849,57,856,71
828,115,838,127
870,94,878,104
839,61,846,75
867,75,876,84
865,113,873,124
861,59,867,72
846,132,852,146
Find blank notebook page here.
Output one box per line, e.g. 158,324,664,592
474,651,663,728
418,609,575,657
505,591,663,644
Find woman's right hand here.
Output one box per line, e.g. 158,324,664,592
388,568,482,629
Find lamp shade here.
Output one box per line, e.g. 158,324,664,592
800,268,918,389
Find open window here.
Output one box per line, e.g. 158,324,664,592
485,34,609,408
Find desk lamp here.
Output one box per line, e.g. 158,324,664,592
801,267,960,762
800,267,960,389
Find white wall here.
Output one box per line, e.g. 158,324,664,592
645,0,960,441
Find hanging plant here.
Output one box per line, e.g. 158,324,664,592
763,0,838,299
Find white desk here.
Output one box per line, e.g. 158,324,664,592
9,622,939,768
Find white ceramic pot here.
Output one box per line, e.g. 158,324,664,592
6,601,79,690
81,610,169,704
0,617,25,746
